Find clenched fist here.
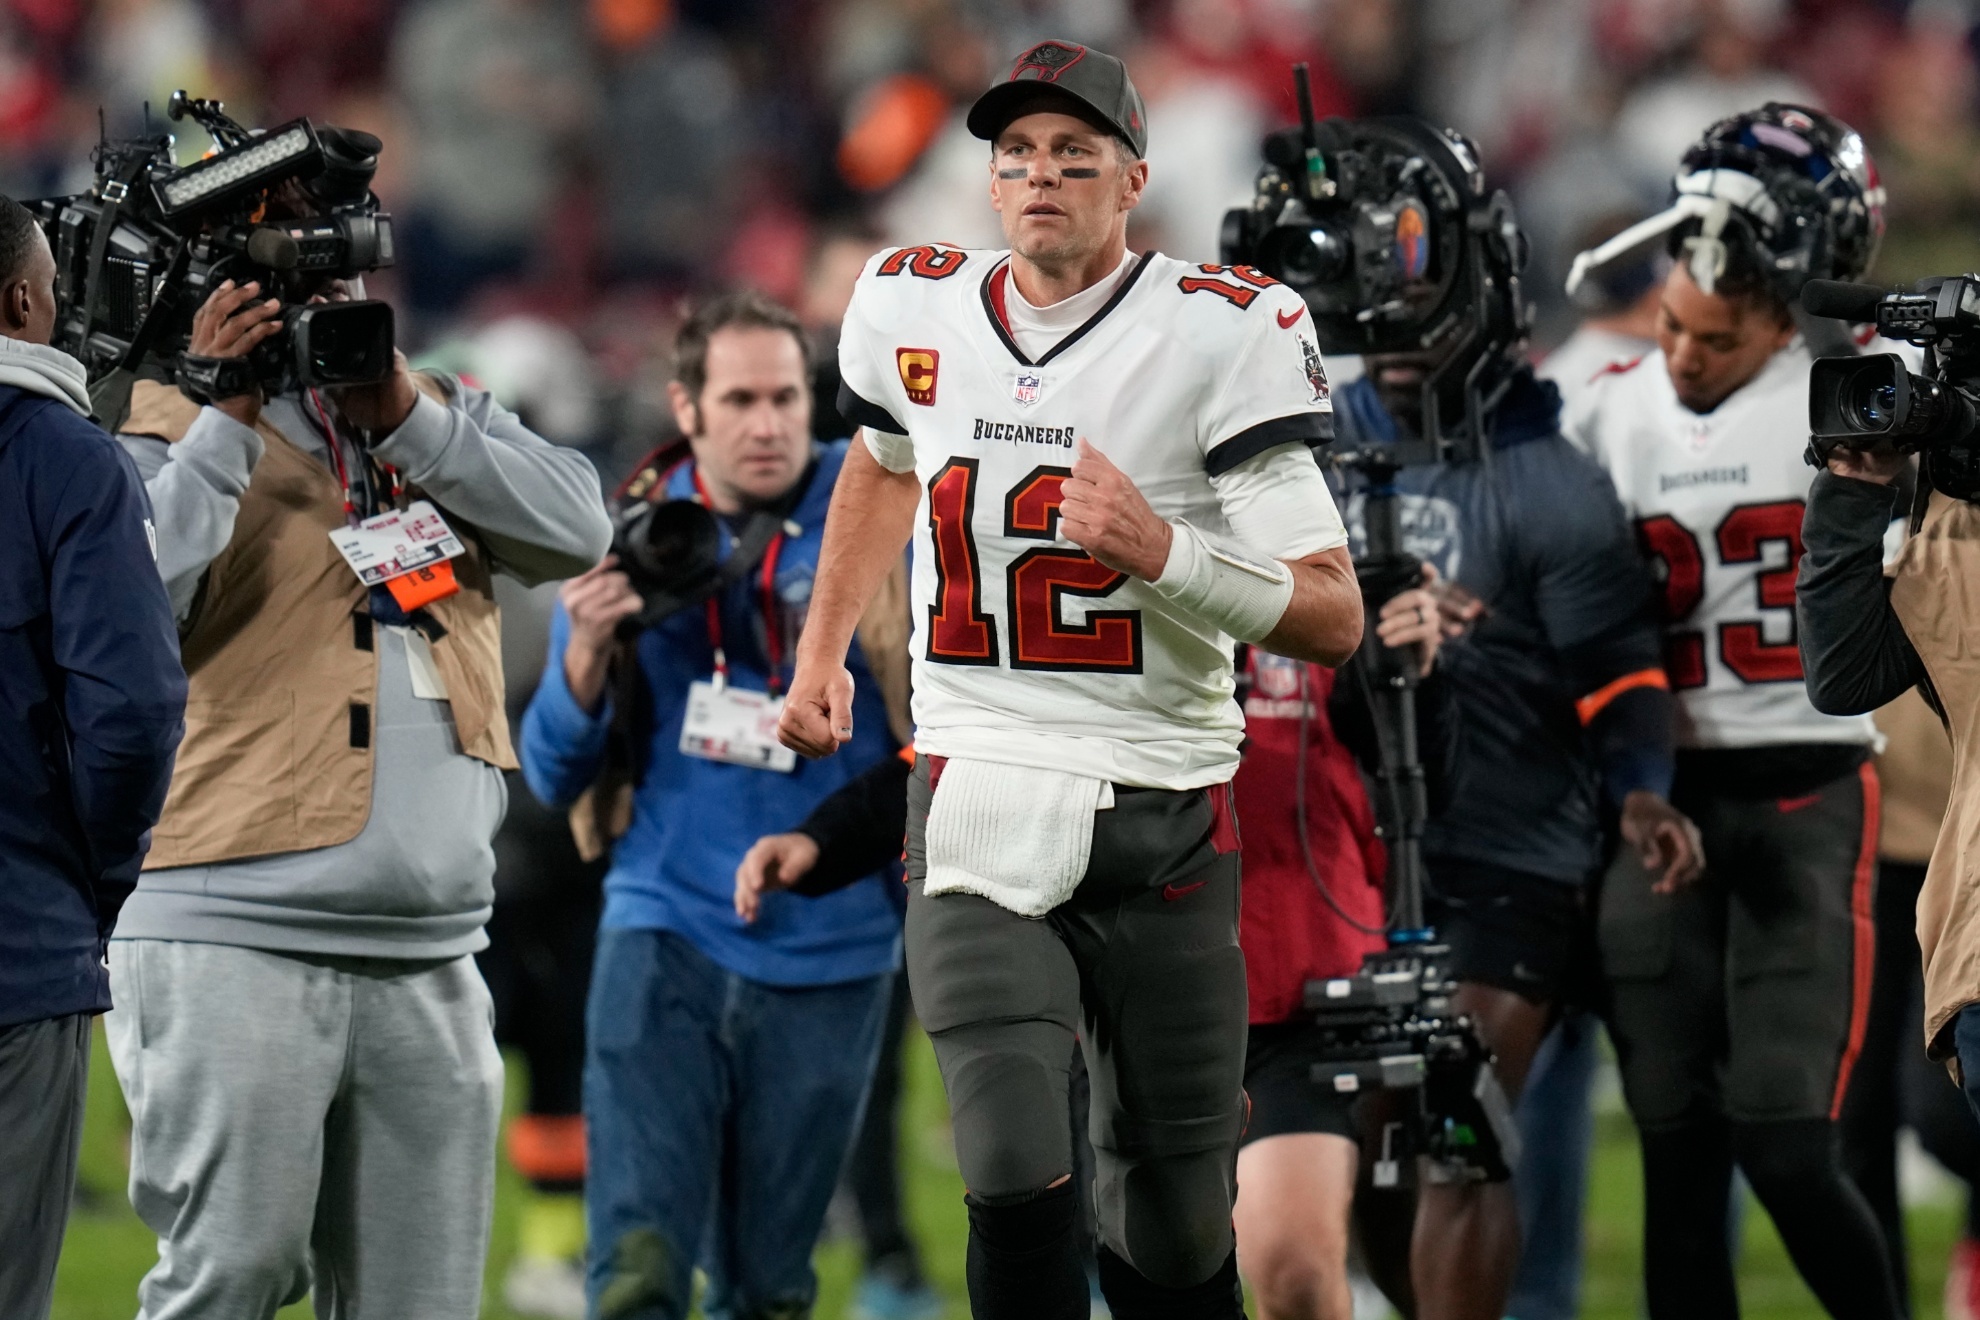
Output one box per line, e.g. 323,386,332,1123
1060,438,1173,580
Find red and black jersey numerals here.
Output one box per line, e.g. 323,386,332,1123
1176,264,1279,309
1003,467,1141,672
925,460,999,664
923,462,1143,674
1634,499,1806,688
878,245,968,280
1714,501,1806,683
1637,514,1707,688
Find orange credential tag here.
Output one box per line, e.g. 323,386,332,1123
385,559,459,611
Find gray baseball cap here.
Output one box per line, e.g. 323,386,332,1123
966,40,1148,158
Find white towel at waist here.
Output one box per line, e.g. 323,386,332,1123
923,758,1115,918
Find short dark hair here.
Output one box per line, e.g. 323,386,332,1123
0,195,40,288
672,290,808,399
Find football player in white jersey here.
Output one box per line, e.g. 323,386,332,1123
1563,105,1903,1320
778,40,1363,1320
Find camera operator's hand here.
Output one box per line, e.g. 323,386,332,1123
779,660,857,759
1375,563,1451,676
1062,438,1174,580
1622,790,1706,895
189,280,283,428
327,349,419,438
561,557,643,714
733,832,821,923
1826,444,1908,486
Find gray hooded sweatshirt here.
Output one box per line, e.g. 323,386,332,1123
112,380,610,958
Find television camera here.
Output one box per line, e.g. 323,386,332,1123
1223,67,1525,1184
29,90,398,422
1804,276,1980,501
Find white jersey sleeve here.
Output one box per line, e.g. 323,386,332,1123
1199,281,1335,477
837,257,916,471
1211,445,1348,562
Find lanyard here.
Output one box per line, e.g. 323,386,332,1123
307,390,401,525
691,468,788,695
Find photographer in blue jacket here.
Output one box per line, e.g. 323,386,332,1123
521,291,908,1320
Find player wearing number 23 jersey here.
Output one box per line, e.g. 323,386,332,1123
837,243,1348,789
1559,102,1905,1320
1563,339,1876,750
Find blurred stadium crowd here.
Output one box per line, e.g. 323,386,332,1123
2,0,1971,479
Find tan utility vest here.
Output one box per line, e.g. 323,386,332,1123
1889,490,1980,1051
127,379,516,869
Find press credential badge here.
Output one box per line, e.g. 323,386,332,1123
681,679,798,773
329,500,465,584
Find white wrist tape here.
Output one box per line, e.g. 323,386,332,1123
1149,520,1295,643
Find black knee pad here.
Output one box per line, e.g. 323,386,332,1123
965,1181,1088,1320
1095,1244,1244,1320
1091,1106,1243,1289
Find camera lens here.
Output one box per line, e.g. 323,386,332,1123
1260,223,1350,289
1852,380,1899,431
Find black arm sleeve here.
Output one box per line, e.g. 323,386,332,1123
1797,471,1927,715
787,753,912,897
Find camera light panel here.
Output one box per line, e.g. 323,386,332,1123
152,122,320,216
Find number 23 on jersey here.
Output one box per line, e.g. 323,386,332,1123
1636,500,1804,687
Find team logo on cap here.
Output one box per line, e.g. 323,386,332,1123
1010,41,1087,83
897,348,939,406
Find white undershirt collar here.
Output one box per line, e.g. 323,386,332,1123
1003,250,1139,361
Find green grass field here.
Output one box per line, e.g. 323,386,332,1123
51,1021,1965,1320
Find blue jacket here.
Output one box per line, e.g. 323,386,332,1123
1332,369,1671,884
0,385,185,1028
521,440,902,987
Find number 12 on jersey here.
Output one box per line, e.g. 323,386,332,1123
925,459,1144,674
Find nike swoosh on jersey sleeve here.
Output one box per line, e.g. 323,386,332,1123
1204,411,1333,477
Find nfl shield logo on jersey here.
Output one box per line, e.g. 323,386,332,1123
1013,371,1043,407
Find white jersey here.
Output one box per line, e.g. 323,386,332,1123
1538,325,1652,415
1562,340,1877,749
839,244,1344,789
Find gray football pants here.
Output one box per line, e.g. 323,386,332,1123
1601,763,1877,1128
0,1012,90,1320
904,757,1249,1289
106,940,504,1320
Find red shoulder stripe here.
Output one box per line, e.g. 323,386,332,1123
1587,354,1646,385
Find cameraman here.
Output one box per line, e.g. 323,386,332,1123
1801,438,1980,1107
103,257,610,1314
519,292,907,1320
1318,121,1697,1320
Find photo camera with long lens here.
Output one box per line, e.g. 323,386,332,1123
1804,275,1980,499
28,90,397,419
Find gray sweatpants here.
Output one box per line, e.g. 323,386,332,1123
0,1012,90,1320
105,940,504,1320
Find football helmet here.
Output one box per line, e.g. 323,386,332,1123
1567,103,1885,305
